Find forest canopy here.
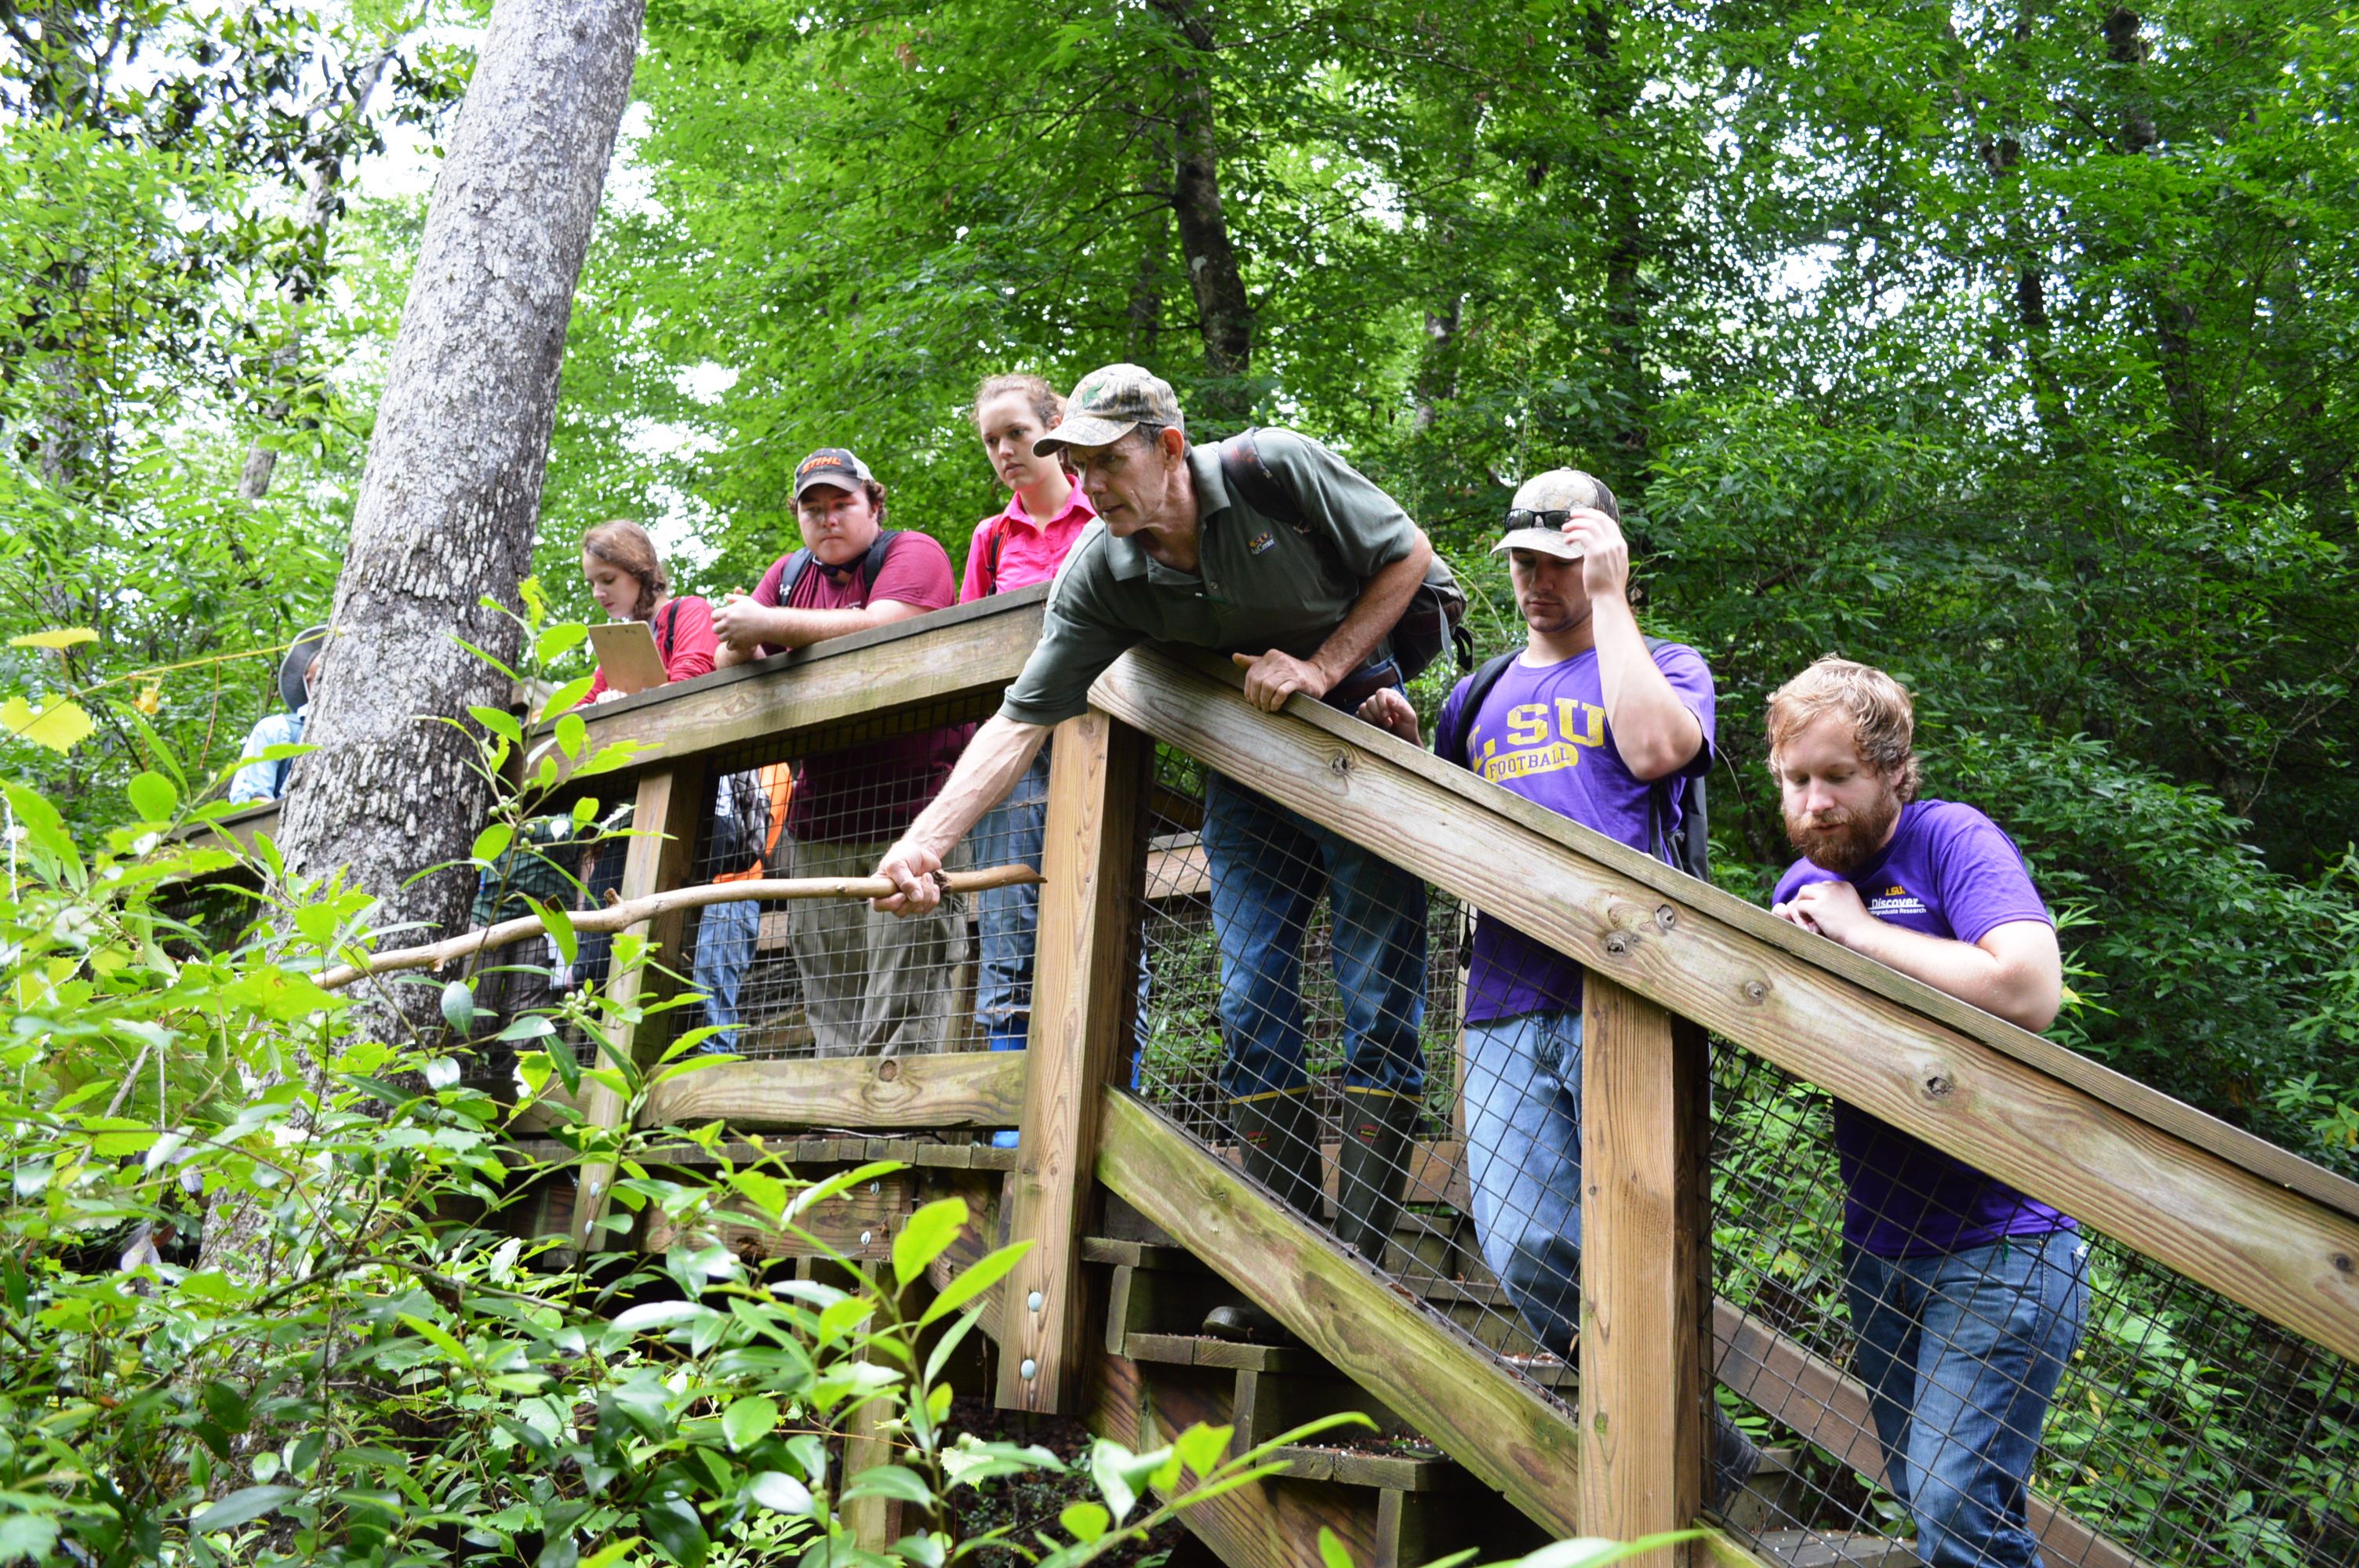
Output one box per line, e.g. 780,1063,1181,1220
2,0,2355,1167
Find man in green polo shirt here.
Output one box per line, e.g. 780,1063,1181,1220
874,364,1435,1339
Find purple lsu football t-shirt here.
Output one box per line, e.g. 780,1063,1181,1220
1773,798,2075,1258
1438,641,1715,1024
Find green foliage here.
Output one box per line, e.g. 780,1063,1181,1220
0,726,1395,1567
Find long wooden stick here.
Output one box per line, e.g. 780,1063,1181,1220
317,864,1041,991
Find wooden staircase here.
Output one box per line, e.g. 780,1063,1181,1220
433,601,2359,1568
576,1123,1910,1568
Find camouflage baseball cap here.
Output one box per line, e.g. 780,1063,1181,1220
1492,468,1620,560
1033,363,1184,455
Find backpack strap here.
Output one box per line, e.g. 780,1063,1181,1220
778,530,903,606
1219,429,1303,531
1221,430,1352,581
859,529,901,599
656,598,682,663
1434,651,1521,772
777,547,815,604
983,518,1008,596
1637,634,1714,878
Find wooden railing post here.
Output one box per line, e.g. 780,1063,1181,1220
1579,973,1711,1562
570,759,708,1249
996,711,1151,1413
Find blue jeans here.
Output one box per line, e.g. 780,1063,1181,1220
965,745,1151,1061
1201,773,1426,1102
970,750,1052,1040
1463,1010,1585,1354
1844,1229,2088,1567
1465,1007,1759,1504
692,898,763,1052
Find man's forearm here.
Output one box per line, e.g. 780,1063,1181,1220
1312,533,1434,684
899,714,1052,862
1591,593,1702,780
1840,920,2059,1031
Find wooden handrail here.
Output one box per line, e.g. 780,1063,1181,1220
541,583,1048,781
176,590,1052,858
1087,646,2359,1364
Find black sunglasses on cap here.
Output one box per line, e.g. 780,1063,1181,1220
1503,508,1574,532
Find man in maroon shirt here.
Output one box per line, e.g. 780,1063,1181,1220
713,449,970,1057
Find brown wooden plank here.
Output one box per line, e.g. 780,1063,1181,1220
1134,1356,1387,1568
642,1197,901,1264
1081,1238,1210,1271
1096,1090,1584,1538
842,1349,903,1550
639,1048,1027,1130
997,713,1153,1413
1095,646,2359,1223
1089,648,2359,1361
1146,834,1211,901
551,586,1045,782
1711,1305,2154,1568
1580,978,1710,1560
572,761,706,1247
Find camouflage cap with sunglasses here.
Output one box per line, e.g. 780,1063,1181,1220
1032,363,1184,455
1491,467,1620,560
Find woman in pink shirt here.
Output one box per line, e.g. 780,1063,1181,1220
959,374,1097,605
959,376,1119,1135
579,519,717,705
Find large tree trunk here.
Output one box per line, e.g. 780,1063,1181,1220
275,0,645,996
1150,0,1253,428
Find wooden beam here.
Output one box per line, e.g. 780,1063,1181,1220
1096,1090,1584,1539
998,713,1152,1413
1089,648,2359,1363
546,586,1046,782
1094,647,2359,1222
640,1049,1028,1129
571,760,706,1248
1579,980,1710,1561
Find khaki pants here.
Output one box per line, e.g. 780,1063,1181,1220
781,835,969,1058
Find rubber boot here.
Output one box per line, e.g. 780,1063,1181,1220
1334,1090,1419,1265
1202,1091,1323,1344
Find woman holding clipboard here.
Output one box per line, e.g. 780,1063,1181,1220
579,520,717,702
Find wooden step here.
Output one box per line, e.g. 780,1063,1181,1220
1122,1330,1326,1375
1261,1442,1478,1493
1745,1529,1917,1567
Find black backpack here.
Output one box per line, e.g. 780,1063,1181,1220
1432,639,1713,881
1218,430,1474,684
775,529,903,605
708,768,774,875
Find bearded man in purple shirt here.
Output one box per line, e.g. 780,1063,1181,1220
1768,657,2087,1568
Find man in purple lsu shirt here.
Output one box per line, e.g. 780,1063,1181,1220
1359,466,1758,1507
1768,657,2086,1568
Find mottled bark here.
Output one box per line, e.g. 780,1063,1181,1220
276,0,645,974
1127,117,1172,365
1583,3,1652,469
1150,0,1253,426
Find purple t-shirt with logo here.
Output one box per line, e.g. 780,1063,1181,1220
1437,641,1715,1024
1773,798,2075,1258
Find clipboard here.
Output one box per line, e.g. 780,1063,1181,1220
587,620,670,695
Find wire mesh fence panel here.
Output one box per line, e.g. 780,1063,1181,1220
672,694,997,1065
1712,1041,2359,1567
1129,748,1584,1392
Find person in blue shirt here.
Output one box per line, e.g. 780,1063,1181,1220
228,625,329,804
